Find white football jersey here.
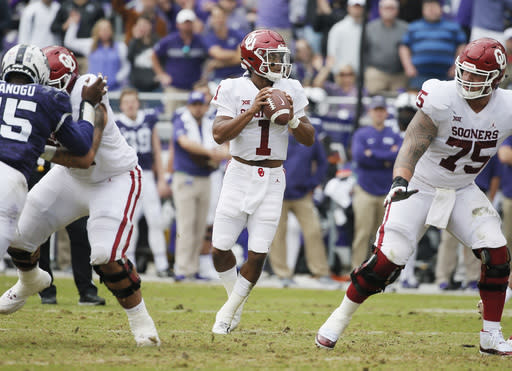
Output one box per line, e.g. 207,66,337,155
413,79,512,189
211,76,309,161
66,74,138,182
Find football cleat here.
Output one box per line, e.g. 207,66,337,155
0,268,52,314
128,312,161,347
230,303,245,332
212,320,231,335
480,329,512,356
315,333,337,350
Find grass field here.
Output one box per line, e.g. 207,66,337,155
0,275,511,370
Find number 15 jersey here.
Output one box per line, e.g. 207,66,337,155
414,79,512,189
211,76,308,161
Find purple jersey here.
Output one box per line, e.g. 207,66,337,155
115,110,158,170
0,81,92,181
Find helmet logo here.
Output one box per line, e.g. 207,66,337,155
58,53,76,72
245,33,256,51
494,49,506,70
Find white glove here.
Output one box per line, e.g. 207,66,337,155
383,176,418,207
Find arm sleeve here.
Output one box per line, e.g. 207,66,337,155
54,118,93,156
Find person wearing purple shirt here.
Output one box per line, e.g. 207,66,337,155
152,9,208,116
497,136,512,308
255,0,292,44
202,5,244,83
350,96,402,270
269,130,336,288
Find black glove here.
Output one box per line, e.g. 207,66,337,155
383,176,418,207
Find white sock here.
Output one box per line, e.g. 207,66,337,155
216,275,254,323
218,265,238,296
318,295,360,341
505,286,512,304
483,320,501,332
125,299,148,318
19,267,42,283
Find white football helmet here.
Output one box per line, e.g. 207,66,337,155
1,44,50,85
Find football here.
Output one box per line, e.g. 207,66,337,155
263,89,291,125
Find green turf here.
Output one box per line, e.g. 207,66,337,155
0,275,510,370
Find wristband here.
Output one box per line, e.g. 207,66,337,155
288,116,300,129
40,145,57,161
79,100,96,126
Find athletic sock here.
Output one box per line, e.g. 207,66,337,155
318,295,360,341
218,265,238,296
216,275,254,323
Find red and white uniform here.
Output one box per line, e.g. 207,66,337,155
211,76,308,253
12,74,140,265
377,79,512,265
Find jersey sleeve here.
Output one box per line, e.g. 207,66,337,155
417,79,451,127
173,115,186,141
211,79,237,117
45,88,74,132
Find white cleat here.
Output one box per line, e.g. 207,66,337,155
480,328,512,356
229,307,243,332
0,268,51,314
129,313,161,347
212,320,231,335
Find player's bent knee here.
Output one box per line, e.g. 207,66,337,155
475,246,511,292
94,258,141,298
7,246,40,270
351,248,403,297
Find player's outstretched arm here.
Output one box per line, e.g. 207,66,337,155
393,109,437,181
47,104,108,169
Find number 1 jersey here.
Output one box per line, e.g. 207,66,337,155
211,76,308,161
414,79,512,189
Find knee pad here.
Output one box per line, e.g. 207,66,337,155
475,246,510,292
7,246,40,270
351,247,403,297
94,258,141,298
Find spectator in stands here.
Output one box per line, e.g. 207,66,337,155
470,0,512,46
399,0,466,90
113,0,169,44
51,0,104,43
255,0,293,45
202,5,244,83
171,91,229,281
313,63,367,121
127,14,161,92
500,28,512,89
435,156,500,291
349,96,402,270
64,18,130,91
455,0,473,41
312,0,346,57
0,0,9,57
217,0,250,34
291,38,323,87
397,0,423,23
326,0,365,76
115,89,173,278
364,0,408,96
269,131,336,288
152,9,208,117
17,0,60,48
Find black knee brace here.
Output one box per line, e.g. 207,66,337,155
7,246,40,270
475,247,511,292
94,258,141,298
350,249,403,297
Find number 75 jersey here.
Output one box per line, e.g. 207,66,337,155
211,76,309,161
413,78,512,189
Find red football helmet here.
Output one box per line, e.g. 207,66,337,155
455,38,507,99
240,29,292,82
42,46,79,94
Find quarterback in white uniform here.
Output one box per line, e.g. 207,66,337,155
316,38,512,356
0,46,160,347
210,29,315,334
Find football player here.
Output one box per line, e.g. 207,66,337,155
316,38,512,356
0,43,105,294
210,29,315,334
115,88,172,277
0,46,160,347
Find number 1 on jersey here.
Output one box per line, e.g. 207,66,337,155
256,120,271,155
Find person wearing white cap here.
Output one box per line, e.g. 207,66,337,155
326,0,365,76
152,8,208,117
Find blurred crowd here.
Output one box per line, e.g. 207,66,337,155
2,0,512,291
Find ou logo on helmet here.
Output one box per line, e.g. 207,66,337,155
494,49,506,70
245,34,256,51
58,53,76,72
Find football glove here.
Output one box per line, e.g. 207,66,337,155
383,176,418,207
